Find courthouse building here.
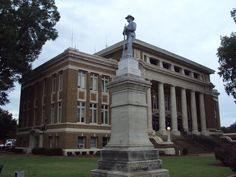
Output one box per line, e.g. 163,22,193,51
17,39,221,154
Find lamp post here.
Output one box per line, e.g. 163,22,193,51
167,126,171,142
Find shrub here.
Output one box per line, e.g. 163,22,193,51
46,148,63,156
229,145,236,172
32,148,62,156
182,148,188,155
12,148,24,154
32,148,47,155
0,164,3,174
215,143,231,166
215,142,236,171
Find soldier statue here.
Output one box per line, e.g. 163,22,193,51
122,15,136,58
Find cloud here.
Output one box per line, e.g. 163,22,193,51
3,0,236,127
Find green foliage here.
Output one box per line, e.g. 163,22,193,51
0,0,60,105
231,8,236,24
32,147,63,156
215,142,236,172
221,121,236,133
0,164,3,174
217,9,236,102
217,33,236,102
0,108,17,141
182,148,188,155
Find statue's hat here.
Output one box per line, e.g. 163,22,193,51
125,15,134,21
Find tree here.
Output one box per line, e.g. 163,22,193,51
221,121,236,133
0,108,17,141
217,9,236,103
0,0,60,105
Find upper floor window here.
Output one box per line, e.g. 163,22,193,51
101,105,109,124
52,74,56,93
90,73,98,91
150,57,159,66
58,72,63,91
90,103,97,123
174,66,181,73
77,101,86,123
194,73,200,79
57,102,62,123
163,62,170,70
42,79,46,96
102,76,109,93
78,70,86,89
184,69,191,76
50,103,55,124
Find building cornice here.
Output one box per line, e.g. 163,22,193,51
95,39,215,74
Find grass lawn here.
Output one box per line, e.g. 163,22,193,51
0,153,234,177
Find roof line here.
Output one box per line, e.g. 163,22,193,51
95,39,215,74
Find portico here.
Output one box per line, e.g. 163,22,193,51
147,80,209,136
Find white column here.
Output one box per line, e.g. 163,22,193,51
158,82,166,135
181,88,188,132
199,93,208,135
191,91,199,135
170,85,180,135
147,87,154,134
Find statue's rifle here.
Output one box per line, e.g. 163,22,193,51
122,24,126,58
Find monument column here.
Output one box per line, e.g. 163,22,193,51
191,90,199,135
147,86,154,134
158,82,167,135
170,85,180,135
199,93,208,135
91,15,169,177
181,88,188,133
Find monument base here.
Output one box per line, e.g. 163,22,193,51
91,168,169,177
91,148,169,177
91,56,169,177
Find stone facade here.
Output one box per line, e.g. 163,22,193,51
16,39,221,154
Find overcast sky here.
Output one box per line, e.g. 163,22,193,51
2,0,236,127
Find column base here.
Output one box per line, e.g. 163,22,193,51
171,130,181,136
192,130,200,135
158,129,167,136
201,130,209,136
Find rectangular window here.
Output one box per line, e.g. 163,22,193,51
42,79,46,105
77,136,85,149
102,137,110,147
43,79,46,95
163,62,170,69
90,103,97,123
52,74,56,92
90,73,98,91
101,105,109,124
102,76,109,93
78,70,86,89
57,102,62,123
55,136,59,147
49,136,53,148
77,102,86,122
90,137,97,148
50,103,55,124
42,106,46,125
58,72,63,91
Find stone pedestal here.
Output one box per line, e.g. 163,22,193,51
91,57,170,177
